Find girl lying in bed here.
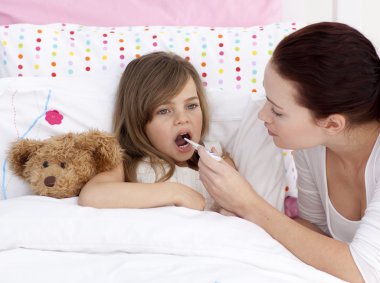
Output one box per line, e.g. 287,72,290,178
79,51,234,211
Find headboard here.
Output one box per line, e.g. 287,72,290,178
0,0,281,26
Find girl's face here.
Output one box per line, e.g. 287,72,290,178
258,62,325,150
145,78,203,164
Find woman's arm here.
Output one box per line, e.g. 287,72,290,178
197,147,364,283
241,196,364,283
79,163,205,210
293,217,327,235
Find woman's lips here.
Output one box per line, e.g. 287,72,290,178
264,123,277,137
267,129,277,136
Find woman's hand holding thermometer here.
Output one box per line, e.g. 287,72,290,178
184,138,222,161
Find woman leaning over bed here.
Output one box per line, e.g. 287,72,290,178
198,22,380,283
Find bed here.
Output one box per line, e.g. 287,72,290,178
0,1,344,282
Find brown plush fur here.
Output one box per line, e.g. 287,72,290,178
7,130,123,198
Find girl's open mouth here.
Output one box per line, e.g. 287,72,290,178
175,133,192,151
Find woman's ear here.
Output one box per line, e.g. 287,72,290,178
317,114,346,135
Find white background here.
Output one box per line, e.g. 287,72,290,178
282,0,380,50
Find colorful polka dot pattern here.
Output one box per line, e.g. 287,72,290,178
0,22,301,98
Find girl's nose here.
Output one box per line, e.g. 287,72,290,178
174,111,189,125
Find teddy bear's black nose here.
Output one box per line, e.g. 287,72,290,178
44,176,56,187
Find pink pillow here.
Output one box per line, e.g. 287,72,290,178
0,0,281,26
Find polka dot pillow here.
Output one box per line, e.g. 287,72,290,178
0,22,303,97
0,22,301,204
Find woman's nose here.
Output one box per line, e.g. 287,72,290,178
258,102,271,123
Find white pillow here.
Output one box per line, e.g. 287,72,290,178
230,99,287,211
206,90,252,151
0,76,118,199
0,76,252,199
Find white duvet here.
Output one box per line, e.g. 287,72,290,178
0,196,345,283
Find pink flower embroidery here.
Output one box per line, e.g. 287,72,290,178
45,110,63,125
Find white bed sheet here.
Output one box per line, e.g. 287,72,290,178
0,196,345,283
0,249,319,283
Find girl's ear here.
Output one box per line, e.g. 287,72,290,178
317,114,346,135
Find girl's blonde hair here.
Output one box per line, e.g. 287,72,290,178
113,52,209,182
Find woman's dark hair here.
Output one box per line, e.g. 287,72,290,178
271,22,380,125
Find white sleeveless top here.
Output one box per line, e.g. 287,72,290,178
294,134,380,282
136,141,222,211
327,197,360,242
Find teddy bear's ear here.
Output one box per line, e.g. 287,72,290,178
75,130,123,173
7,139,44,177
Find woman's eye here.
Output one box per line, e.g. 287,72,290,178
271,108,283,117
42,161,49,168
187,103,199,110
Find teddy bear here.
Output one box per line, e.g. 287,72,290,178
7,130,123,198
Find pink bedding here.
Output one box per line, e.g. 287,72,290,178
0,0,281,26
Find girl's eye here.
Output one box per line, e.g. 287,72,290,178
271,108,283,117
157,108,170,115
187,103,199,110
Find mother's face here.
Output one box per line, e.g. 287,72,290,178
258,62,325,150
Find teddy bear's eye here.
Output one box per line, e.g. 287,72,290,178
60,162,66,169
42,161,49,168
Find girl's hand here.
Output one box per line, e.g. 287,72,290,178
219,208,238,217
209,202,237,216
170,183,206,211
198,146,257,216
